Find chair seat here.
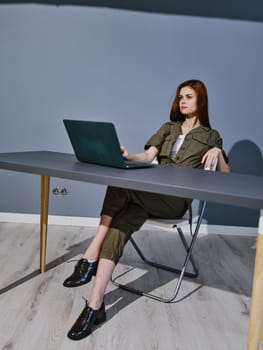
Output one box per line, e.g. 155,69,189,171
146,215,200,229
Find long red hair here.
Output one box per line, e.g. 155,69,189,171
170,79,211,128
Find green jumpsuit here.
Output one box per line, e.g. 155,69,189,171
99,121,227,264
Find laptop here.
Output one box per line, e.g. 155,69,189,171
63,119,153,169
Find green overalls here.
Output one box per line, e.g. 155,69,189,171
99,121,227,264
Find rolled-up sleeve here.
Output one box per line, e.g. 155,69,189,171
209,130,229,163
144,122,170,151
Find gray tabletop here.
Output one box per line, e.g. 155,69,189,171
0,150,263,209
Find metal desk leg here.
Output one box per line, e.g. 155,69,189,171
247,209,263,350
40,175,50,273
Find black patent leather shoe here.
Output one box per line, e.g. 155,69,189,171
67,299,106,340
63,258,98,288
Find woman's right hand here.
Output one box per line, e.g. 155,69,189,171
120,146,129,159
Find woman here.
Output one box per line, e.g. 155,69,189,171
64,79,230,340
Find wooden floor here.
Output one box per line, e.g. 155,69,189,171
0,222,260,350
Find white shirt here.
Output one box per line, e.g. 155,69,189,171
169,134,185,160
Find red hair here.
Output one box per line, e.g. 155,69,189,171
170,79,211,128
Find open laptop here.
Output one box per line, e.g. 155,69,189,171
63,119,153,169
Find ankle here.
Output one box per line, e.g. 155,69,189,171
82,252,98,262
88,296,104,311
82,256,97,262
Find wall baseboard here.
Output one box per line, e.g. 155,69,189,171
0,212,257,236
0,212,100,227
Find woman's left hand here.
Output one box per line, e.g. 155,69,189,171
201,147,221,170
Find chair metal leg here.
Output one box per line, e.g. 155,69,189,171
111,201,206,303
129,233,198,278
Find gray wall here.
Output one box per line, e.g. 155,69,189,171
0,4,263,225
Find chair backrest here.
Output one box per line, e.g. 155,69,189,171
186,157,218,221
195,157,218,222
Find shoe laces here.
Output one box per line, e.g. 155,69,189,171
67,258,88,272
81,296,89,308
73,297,89,325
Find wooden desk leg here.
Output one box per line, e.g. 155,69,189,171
247,209,263,350
40,175,50,273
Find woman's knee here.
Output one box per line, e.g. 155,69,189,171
100,187,128,217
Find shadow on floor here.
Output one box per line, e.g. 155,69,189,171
0,236,93,295
1,229,255,325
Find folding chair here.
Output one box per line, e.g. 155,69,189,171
111,161,217,303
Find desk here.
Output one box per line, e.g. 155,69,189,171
0,150,263,350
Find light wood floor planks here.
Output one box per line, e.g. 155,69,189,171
0,222,260,350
